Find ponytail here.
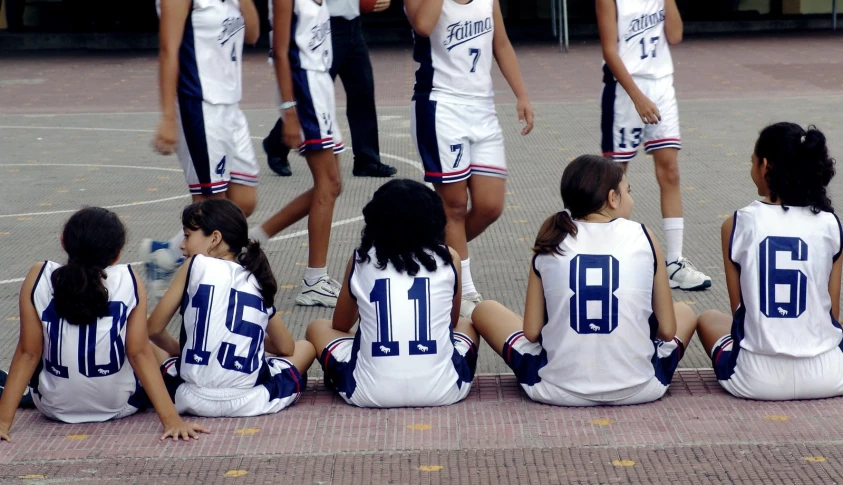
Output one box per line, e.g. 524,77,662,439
533,211,578,256
51,261,110,326
237,240,278,304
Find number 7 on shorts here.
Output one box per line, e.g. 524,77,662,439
450,143,464,169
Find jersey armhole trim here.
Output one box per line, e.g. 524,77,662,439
127,264,140,307
728,211,739,265
347,253,358,302
449,258,458,298
641,224,657,275
833,213,843,262
180,256,199,315
531,253,541,278
30,260,48,307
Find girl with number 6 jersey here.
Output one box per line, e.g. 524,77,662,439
0,208,206,442
148,200,315,417
697,123,843,401
405,0,534,320
306,179,479,408
472,155,697,407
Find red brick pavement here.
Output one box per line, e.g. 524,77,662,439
3,371,843,483
1,33,842,115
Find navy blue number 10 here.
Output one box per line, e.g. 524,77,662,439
370,277,437,357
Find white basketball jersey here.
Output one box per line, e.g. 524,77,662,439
157,0,245,104
412,0,494,104
269,0,332,72
178,255,275,390
31,262,140,423
347,248,460,407
730,201,843,357
534,219,660,396
611,0,673,80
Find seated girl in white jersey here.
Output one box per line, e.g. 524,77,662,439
697,123,843,401
405,0,535,319
473,155,697,406
0,208,206,442
306,179,479,408
148,200,316,417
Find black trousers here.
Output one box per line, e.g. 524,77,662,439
266,17,380,167
329,16,381,167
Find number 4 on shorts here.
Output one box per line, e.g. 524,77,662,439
450,144,464,169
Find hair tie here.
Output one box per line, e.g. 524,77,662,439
801,135,806,143
561,208,572,217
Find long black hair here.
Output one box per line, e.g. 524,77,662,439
534,155,625,256
182,199,277,303
356,179,452,274
754,122,836,214
52,207,126,326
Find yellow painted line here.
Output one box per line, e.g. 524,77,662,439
18,475,47,480
612,460,635,467
224,470,249,477
66,434,89,440
764,415,789,421
147,188,159,192
280,284,297,290
39,203,52,207
406,424,432,431
58,189,69,193
512,219,527,224
73,178,86,182
7,317,20,321
804,456,826,463
235,428,260,435
683,301,696,306
0,232,10,235
295,262,307,266
17,217,32,221
590,419,614,426
418,465,444,472
8,169,20,173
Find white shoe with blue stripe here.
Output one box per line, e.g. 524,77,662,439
295,275,340,307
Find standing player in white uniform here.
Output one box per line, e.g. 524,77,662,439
405,0,534,318
306,180,479,408
597,0,711,291
148,200,316,417
248,0,347,308
697,123,843,401
0,208,205,441
144,0,261,296
472,156,697,406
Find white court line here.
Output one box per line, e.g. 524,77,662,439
0,125,154,134
1,195,190,218
0,163,182,172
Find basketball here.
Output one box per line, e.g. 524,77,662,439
360,0,378,14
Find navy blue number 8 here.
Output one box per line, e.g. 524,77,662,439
370,277,437,357
759,236,808,319
569,255,620,334
43,300,129,379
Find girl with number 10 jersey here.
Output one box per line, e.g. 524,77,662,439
148,200,315,417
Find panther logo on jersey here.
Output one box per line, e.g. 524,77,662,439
623,10,665,43
219,16,245,46
443,18,492,51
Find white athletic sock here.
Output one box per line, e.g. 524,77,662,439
303,266,327,285
461,258,478,296
167,232,185,261
663,218,684,264
249,226,270,246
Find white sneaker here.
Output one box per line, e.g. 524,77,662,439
667,257,712,291
295,275,340,307
139,239,184,298
460,292,483,319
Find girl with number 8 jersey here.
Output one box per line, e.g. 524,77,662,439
697,123,843,401
472,155,697,407
0,208,206,442
306,179,479,408
404,0,534,320
148,200,316,417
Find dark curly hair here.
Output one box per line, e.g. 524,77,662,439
52,207,126,326
754,122,836,214
182,199,277,304
356,179,452,275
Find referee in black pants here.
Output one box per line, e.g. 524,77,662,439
265,0,396,177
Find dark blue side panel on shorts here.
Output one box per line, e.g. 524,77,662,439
600,65,617,155
413,95,443,179
651,337,685,386
291,68,321,144
260,358,304,401
502,332,547,387
450,333,478,390
320,332,361,399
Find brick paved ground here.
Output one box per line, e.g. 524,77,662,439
2,34,843,483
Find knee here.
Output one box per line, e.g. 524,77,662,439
305,319,330,342
238,198,257,218
315,173,342,200
697,309,724,328
441,195,469,221
654,160,681,187
472,199,504,224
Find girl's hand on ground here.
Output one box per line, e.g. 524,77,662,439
160,420,210,442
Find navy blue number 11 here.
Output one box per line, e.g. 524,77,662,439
370,278,437,357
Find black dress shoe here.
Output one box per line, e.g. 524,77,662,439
263,136,292,177
353,162,397,177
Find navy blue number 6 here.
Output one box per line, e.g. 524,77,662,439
759,236,808,319
569,255,620,334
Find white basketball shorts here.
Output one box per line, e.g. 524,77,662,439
161,357,304,417
176,98,259,195
601,72,681,162
291,69,345,155
712,335,843,400
411,95,506,184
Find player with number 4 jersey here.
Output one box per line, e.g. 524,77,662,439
306,180,479,408
472,156,697,406
405,0,534,320
597,0,711,292
697,123,843,401
0,208,205,442
148,200,315,417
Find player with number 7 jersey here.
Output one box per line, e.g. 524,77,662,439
306,180,479,408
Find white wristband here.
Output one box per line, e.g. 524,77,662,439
278,101,297,111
